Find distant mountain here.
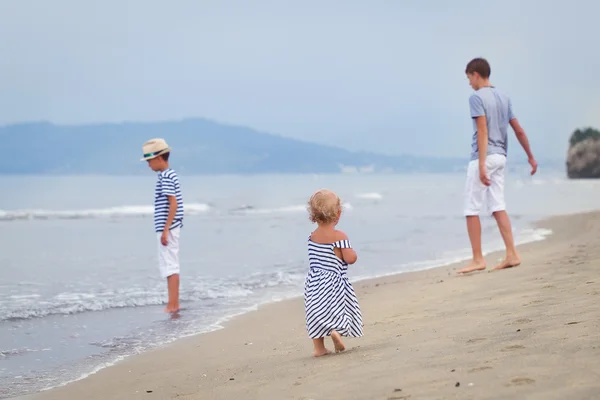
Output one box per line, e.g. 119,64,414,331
0,118,465,175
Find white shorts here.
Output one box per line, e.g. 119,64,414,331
157,227,181,278
464,154,507,216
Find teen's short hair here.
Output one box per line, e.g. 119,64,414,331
160,152,170,161
465,58,491,79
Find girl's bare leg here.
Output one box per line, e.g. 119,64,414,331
312,338,331,357
331,330,346,353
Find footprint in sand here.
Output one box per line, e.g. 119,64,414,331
466,338,487,344
502,345,525,352
513,318,532,325
522,300,544,307
469,366,493,373
388,388,411,399
509,377,536,386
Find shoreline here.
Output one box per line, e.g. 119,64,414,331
15,211,600,399
8,218,551,398
10,218,554,399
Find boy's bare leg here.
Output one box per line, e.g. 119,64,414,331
312,338,331,357
330,330,346,353
492,210,521,269
165,274,180,313
458,216,487,274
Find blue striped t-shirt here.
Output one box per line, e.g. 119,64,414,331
154,169,184,232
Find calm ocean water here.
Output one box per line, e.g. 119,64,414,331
1,171,600,398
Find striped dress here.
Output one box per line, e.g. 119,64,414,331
304,237,363,339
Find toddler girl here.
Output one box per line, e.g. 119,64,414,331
304,189,363,356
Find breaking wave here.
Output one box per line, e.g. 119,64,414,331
0,204,211,221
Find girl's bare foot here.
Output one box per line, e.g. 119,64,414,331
457,260,486,274
330,330,346,353
312,338,330,357
314,349,332,357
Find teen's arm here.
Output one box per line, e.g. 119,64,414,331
469,95,490,185
475,116,491,186
475,116,488,167
509,119,534,158
508,99,537,175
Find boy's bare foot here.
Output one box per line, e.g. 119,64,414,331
330,330,346,353
457,260,486,274
164,304,180,313
493,257,521,270
314,349,332,357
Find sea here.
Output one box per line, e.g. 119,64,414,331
2,170,600,398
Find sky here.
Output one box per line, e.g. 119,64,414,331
1,0,599,159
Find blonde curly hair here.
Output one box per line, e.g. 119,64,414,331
307,189,342,224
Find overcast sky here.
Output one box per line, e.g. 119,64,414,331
1,0,598,159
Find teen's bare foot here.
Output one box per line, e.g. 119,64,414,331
330,330,346,353
493,257,521,270
457,260,486,274
314,349,332,357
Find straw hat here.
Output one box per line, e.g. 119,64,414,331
140,138,170,161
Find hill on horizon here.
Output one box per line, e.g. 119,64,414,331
0,118,470,175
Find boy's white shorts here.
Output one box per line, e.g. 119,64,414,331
157,227,180,278
464,154,507,216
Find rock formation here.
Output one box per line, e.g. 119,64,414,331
566,128,600,178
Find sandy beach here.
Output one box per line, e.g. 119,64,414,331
24,211,600,400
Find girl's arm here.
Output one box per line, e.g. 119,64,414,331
334,230,357,264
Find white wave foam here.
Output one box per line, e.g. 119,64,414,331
38,305,262,394
242,205,306,214
1,200,352,222
9,294,41,300
40,354,128,393
233,202,352,215
0,267,305,322
0,347,48,359
0,203,210,221
355,192,383,200
0,287,246,321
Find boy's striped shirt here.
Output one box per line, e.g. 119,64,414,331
154,169,184,232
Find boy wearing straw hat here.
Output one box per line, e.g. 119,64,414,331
141,138,184,313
